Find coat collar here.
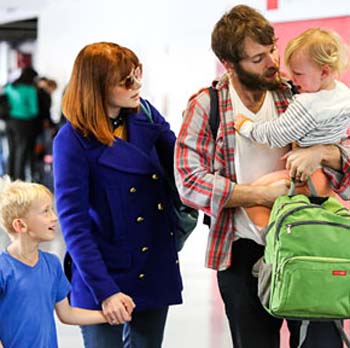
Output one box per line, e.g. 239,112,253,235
69,110,165,175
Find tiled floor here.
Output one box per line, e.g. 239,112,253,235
1,218,348,347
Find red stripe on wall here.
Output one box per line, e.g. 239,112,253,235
267,0,279,10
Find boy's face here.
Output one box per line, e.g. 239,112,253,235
288,50,323,93
23,194,58,243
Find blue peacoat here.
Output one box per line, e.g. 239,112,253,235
53,100,183,311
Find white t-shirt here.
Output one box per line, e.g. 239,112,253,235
230,84,289,245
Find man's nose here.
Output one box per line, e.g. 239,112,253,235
266,51,278,67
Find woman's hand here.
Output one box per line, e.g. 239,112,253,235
282,145,324,182
101,292,136,325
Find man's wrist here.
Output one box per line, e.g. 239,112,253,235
319,144,342,170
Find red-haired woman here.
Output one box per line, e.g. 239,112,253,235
53,42,182,348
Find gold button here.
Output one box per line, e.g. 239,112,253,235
170,232,174,236
136,216,144,223
176,259,179,264
138,273,145,279
152,174,159,180
141,246,149,252
129,187,137,193
157,202,164,211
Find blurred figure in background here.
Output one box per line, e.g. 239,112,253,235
4,67,39,181
37,77,58,130
34,77,58,189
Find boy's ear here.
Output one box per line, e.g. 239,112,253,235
12,218,27,234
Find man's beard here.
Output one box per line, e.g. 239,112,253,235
234,62,282,91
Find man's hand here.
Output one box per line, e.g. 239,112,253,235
102,292,136,325
282,145,324,182
261,180,290,207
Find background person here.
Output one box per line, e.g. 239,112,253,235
4,67,39,180
53,42,183,348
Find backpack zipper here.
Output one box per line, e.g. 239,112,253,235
276,205,324,240
286,220,350,234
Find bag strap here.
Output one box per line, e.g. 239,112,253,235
288,178,318,197
208,86,219,139
335,320,350,347
296,320,310,348
140,100,153,123
203,86,219,228
296,320,350,348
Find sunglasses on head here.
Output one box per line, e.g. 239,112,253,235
119,64,143,90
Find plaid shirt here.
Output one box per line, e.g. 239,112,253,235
175,73,350,271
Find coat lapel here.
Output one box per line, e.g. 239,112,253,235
97,112,164,175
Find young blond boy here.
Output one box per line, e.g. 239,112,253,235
0,177,108,348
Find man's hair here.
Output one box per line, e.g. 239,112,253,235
211,5,275,64
62,42,140,146
0,177,52,235
285,28,349,76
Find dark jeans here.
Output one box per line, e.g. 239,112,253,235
6,118,37,180
217,238,343,348
81,307,169,348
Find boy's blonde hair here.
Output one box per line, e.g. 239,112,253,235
285,28,349,76
0,176,52,235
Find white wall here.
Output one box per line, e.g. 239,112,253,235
33,0,350,129
37,0,269,130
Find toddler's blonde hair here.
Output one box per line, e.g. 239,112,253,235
0,176,52,235
285,28,349,76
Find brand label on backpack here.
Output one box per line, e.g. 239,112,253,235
332,270,347,276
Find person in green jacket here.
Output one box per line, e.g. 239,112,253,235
5,67,39,180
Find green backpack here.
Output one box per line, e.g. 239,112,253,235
260,183,350,319
258,181,350,346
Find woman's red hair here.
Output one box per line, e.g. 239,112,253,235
62,42,139,146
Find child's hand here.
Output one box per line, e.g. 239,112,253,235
234,114,252,132
102,292,136,325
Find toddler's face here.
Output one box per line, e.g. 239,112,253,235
288,50,323,93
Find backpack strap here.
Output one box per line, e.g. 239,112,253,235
335,320,350,347
208,86,219,139
140,99,153,123
202,87,219,228
288,178,318,197
296,320,310,348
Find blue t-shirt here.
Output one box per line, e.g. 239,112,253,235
0,250,71,348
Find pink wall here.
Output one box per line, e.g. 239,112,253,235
216,16,350,85
274,16,350,84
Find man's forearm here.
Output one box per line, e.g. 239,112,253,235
321,144,342,171
224,183,288,208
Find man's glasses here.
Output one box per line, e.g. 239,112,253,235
119,64,143,90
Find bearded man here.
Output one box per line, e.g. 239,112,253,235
174,5,350,348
